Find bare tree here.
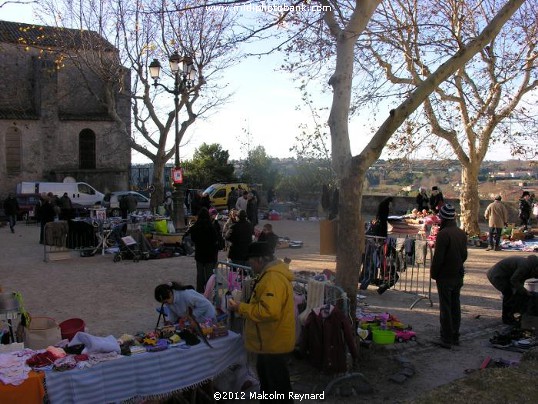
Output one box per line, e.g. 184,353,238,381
32,0,240,223
358,0,538,235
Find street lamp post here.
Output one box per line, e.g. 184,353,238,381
149,52,195,231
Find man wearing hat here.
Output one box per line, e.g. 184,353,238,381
430,204,468,349
484,195,508,251
228,242,295,402
429,186,445,213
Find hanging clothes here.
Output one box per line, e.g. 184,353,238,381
360,238,383,289
300,305,358,374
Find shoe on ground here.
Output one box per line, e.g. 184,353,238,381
485,246,493,251
432,338,452,349
495,246,502,251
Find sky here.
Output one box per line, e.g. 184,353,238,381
1,2,520,164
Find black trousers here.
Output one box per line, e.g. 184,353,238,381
501,287,529,323
256,353,293,403
436,277,463,343
195,261,216,293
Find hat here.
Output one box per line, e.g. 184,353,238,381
209,208,218,216
247,242,272,258
522,191,530,197
495,195,502,201
238,209,247,220
166,191,172,197
431,186,439,191
438,204,456,220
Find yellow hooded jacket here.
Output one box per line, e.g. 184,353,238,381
238,260,295,354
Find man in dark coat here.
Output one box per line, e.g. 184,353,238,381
186,207,219,292
3,193,19,233
225,209,253,267
487,255,538,325
430,204,468,349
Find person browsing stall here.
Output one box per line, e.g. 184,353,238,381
154,281,216,324
228,242,295,402
486,255,538,325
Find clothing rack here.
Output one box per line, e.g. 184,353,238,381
361,234,433,309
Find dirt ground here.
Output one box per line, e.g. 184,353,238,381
1,219,536,403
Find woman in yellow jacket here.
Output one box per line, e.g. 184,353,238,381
229,242,295,402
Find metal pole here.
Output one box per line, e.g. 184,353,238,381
172,71,183,231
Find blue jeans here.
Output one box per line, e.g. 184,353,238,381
7,214,16,230
488,227,502,247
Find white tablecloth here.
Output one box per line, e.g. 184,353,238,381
45,332,245,403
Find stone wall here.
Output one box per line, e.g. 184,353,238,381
0,41,131,197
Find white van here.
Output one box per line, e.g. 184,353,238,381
16,181,104,206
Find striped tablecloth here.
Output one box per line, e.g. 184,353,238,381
45,332,245,403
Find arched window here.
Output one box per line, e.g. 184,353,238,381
5,127,21,174
79,129,96,169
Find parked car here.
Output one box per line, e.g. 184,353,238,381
15,193,90,220
103,191,151,217
16,193,42,220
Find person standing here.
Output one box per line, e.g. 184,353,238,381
246,192,258,227
484,195,508,251
39,194,56,244
235,190,249,212
228,242,295,402
518,191,532,230
225,209,253,267
416,187,429,211
487,255,538,325
430,204,468,349
163,191,173,218
429,186,445,213
374,196,393,238
125,193,138,215
3,193,19,233
59,192,73,220
227,187,238,212
186,207,220,292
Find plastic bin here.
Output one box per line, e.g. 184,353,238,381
372,329,396,345
59,318,85,341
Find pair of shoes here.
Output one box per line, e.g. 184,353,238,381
494,246,502,251
485,246,493,251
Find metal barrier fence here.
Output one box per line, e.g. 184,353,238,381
363,235,433,309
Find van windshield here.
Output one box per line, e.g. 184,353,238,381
78,183,95,195
203,185,217,195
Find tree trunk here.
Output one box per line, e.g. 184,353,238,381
151,158,167,212
335,171,365,319
459,162,481,235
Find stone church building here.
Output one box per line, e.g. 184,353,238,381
0,20,131,198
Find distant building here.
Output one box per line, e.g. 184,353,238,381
0,20,131,197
